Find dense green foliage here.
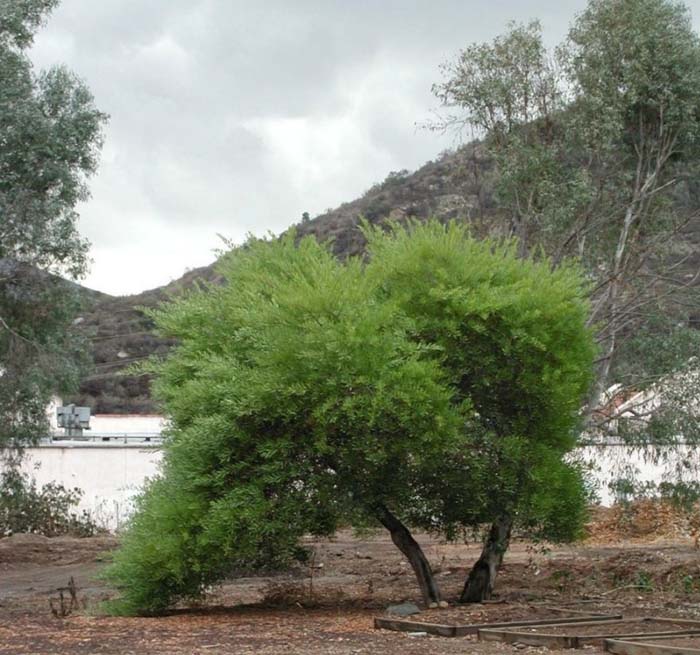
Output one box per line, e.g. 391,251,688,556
363,223,594,541
0,0,106,276
431,20,590,258
105,222,594,615
0,0,106,445
0,261,90,446
564,0,700,495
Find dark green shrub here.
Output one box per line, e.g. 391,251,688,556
0,466,99,537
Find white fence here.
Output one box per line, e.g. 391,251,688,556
2,441,698,531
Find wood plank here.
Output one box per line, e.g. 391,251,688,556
478,627,578,648
373,617,456,637
478,620,700,650
511,617,648,630
452,613,624,637
605,638,700,655
374,612,623,638
635,636,700,642
582,632,700,646
544,605,619,617
480,626,664,650
651,619,700,628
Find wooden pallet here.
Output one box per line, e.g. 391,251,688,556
605,634,700,655
373,611,622,638
478,617,700,649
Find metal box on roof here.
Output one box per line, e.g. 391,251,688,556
56,404,91,437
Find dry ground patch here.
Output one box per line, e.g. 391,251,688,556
2,526,700,654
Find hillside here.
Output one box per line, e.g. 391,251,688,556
69,143,700,413
70,145,489,412
72,264,225,413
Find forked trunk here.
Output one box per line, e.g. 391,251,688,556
460,514,512,603
375,503,441,606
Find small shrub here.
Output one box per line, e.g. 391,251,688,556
0,466,100,537
682,574,696,594
550,568,574,591
635,570,654,592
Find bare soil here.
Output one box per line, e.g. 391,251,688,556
2,529,700,654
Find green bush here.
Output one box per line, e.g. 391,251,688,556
104,221,594,614
0,466,99,537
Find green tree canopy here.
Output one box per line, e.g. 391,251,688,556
105,221,594,615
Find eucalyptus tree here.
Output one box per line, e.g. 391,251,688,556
431,21,590,258
0,0,107,445
432,0,700,600
433,1,700,400
566,0,700,407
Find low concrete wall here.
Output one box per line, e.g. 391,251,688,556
9,443,163,531
577,443,699,504
2,442,697,532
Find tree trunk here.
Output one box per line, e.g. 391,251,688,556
460,514,512,603
375,503,441,606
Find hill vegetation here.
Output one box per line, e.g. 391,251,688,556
70,141,699,414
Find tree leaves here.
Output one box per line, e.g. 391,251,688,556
105,221,595,614
0,0,106,445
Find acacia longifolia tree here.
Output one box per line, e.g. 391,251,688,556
104,221,594,615
363,222,595,601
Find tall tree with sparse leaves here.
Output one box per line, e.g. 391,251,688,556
433,0,700,599
0,0,107,446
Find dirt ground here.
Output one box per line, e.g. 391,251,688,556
2,525,700,655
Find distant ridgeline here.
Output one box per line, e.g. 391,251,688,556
70,144,700,414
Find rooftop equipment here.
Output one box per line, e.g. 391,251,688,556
56,405,91,438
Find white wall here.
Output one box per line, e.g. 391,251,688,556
10,443,163,531
85,414,166,436
2,443,697,532
578,443,700,504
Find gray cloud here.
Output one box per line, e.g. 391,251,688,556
28,0,700,294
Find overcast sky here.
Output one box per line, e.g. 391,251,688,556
29,1,700,295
